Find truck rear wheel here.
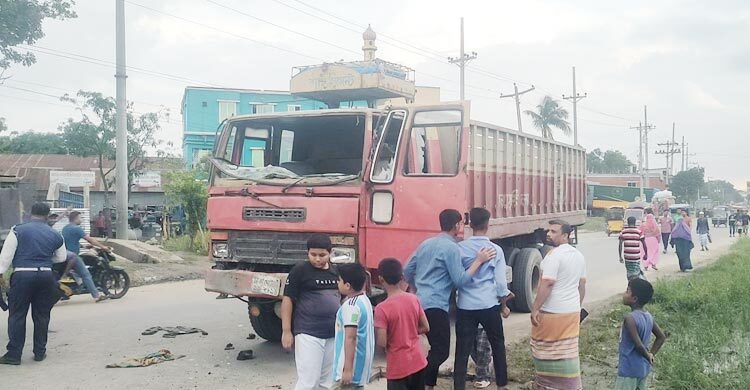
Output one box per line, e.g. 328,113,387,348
509,248,542,313
248,302,282,342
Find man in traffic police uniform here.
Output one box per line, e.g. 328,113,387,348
0,202,67,365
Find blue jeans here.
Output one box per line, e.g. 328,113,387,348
73,255,100,298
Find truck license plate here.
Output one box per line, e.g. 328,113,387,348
250,275,281,296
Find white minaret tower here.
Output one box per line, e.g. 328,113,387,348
362,24,377,61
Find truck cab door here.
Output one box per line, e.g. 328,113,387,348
362,102,469,269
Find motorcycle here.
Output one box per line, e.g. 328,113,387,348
53,247,131,300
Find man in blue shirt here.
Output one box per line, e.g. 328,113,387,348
61,211,111,302
404,209,495,389
453,208,515,390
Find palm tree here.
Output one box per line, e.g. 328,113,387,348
524,96,571,140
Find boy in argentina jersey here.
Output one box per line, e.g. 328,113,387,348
333,263,374,389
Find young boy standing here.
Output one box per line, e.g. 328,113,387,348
374,258,430,390
333,263,375,389
616,278,667,390
281,234,341,390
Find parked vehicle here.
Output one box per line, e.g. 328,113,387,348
204,103,587,341
712,206,731,227
53,248,130,300
605,206,625,236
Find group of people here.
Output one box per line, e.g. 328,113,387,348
282,207,660,390
0,203,111,366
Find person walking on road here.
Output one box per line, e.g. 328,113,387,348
659,211,673,254
530,220,587,390
619,217,648,280
641,214,661,271
404,209,495,390
728,211,738,237
696,212,710,251
0,203,68,365
670,212,694,272
453,208,514,390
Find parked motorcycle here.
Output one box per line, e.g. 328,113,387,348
54,248,131,300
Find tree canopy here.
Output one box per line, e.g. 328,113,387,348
163,170,208,250
670,167,705,203
0,131,66,154
0,0,77,71
524,96,570,140
705,179,743,204
587,148,635,174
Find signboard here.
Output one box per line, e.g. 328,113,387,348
49,171,95,187
132,171,162,189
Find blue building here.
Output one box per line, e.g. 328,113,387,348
181,87,327,168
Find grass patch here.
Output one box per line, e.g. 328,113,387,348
581,216,606,232
162,231,208,256
574,238,750,389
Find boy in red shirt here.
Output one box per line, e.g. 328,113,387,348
374,258,430,390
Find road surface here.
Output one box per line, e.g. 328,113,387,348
0,231,735,389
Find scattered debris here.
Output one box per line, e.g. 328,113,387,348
236,350,254,361
247,333,256,340
106,349,185,368
142,326,208,338
224,343,235,351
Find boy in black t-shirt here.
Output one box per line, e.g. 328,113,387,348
281,234,341,390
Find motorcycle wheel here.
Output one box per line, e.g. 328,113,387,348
100,270,130,299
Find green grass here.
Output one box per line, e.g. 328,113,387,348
506,239,750,389
581,216,606,232
162,231,208,256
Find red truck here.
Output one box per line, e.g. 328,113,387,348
204,102,586,341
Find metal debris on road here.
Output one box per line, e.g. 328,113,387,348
141,326,208,338
236,350,254,361
224,343,235,350
106,349,185,368
247,333,256,340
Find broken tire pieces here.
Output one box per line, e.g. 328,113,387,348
224,343,235,351
106,349,185,368
141,326,208,338
236,350,254,361
247,333,256,340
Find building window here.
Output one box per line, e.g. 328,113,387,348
627,181,637,187
250,103,275,114
201,101,207,107
218,101,238,122
287,104,302,112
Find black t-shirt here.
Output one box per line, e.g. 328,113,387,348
284,261,341,339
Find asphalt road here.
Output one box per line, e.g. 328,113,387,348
0,230,736,389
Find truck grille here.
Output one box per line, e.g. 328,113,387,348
229,231,309,264
243,207,306,222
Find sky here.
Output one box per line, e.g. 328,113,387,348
1,0,748,187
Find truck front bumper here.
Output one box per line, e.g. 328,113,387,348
205,269,288,299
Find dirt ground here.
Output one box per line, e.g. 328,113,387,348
116,250,209,287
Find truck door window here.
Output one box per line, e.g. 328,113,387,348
370,110,405,183
405,110,462,176
223,126,238,162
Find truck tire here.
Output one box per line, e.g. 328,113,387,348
509,248,542,313
248,302,282,342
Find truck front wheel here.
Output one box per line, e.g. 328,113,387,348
248,302,282,342
509,248,542,313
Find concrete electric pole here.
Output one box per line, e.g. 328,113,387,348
115,0,129,239
630,122,645,199
681,136,686,171
500,83,535,132
655,124,681,186
642,105,654,189
562,66,586,146
448,17,477,102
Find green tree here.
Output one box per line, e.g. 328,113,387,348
0,0,77,71
705,180,743,204
524,96,571,140
60,90,167,206
587,148,634,174
670,167,705,203
0,117,6,132
587,148,605,173
0,131,67,154
163,171,208,250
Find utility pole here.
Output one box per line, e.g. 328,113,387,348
448,17,477,101
630,122,645,199
500,83,535,132
562,66,586,145
655,132,681,186
670,122,676,177
115,0,129,239
642,105,655,189
681,136,686,171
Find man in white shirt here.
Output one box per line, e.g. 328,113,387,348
0,203,67,365
529,219,587,390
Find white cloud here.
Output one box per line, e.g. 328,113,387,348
684,81,725,110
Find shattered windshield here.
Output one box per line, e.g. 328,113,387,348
212,114,367,186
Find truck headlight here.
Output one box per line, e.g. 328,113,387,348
212,242,229,258
331,247,356,263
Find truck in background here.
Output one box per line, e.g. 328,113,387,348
203,102,587,341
